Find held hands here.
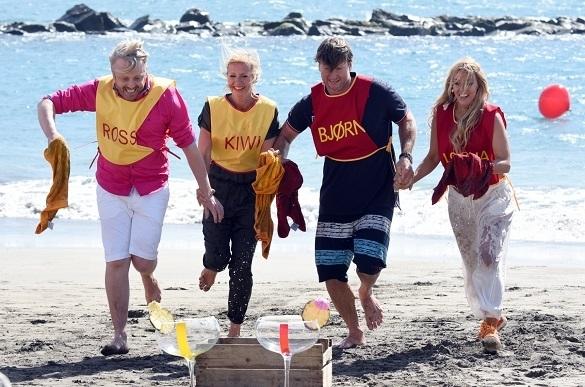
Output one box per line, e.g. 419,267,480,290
393,157,414,190
196,188,224,223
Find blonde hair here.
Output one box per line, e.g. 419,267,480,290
433,57,489,152
109,39,149,73
220,45,262,86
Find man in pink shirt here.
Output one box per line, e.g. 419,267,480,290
38,39,224,356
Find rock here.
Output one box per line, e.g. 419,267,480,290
129,15,174,33
176,21,201,33
286,12,303,19
56,3,94,24
473,19,497,34
4,5,585,37
143,19,175,34
282,12,309,33
176,20,215,36
371,9,405,23
308,19,354,36
381,20,430,36
52,21,78,32
129,15,150,31
456,26,487,36
1,22,51,34
308,23,329,36
179,8,211,24
20,23,50,33
267,22,306,36
57,4,125,32
3,28,25,35
495,18,532,31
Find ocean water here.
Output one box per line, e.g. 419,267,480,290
1,1,584,255
3,0,585,23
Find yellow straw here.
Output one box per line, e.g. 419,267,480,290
175,321,193,359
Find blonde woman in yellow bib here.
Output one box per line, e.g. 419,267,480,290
197,47,280,337
38,39,224,356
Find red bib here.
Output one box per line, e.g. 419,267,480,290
310,75,379,161
436,102,506,186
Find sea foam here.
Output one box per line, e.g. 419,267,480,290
1,176,583,244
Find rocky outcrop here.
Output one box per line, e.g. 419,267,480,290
56,3,126,32
128,15,175,34
3,4,585,37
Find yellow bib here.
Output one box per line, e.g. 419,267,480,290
209,95,277,172
96,75,175,165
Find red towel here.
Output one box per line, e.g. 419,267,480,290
432,153,493,204
276,160,306,238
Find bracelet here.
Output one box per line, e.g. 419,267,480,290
399,152,413,164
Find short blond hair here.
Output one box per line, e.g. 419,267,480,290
109,39,149,73
221,47,262,85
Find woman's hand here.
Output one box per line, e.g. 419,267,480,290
197,188,224,223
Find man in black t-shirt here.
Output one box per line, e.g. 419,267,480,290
273,37,416,349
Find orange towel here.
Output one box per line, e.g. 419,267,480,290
36,137,70,234
252,150,284,258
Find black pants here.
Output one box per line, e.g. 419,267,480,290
202,163,257,324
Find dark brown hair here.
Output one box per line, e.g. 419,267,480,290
314,37,353,68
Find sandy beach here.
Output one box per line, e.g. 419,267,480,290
0,221,584,387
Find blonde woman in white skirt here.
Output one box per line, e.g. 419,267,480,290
404,57,514,353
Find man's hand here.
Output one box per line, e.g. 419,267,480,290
393,157,414,190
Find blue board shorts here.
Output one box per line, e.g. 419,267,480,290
315,213,392,282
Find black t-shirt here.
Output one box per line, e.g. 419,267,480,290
287,74,407,217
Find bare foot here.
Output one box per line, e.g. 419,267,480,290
199,268,217,292
333,334,365,349
142,275,161,304
101,332,129,356
228,323,241,338
359,291,383,330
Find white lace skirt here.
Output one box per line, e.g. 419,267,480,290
447,179,514,319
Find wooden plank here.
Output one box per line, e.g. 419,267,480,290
214,337,331,350
198,345,323,369
197,338,331,369
196,364,332,387
201,342,327,359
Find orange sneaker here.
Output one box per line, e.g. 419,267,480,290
479,320,502,353
497,316,507,331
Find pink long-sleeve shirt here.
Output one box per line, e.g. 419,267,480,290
49,78,195,196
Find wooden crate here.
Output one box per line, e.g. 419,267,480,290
195,337,332,387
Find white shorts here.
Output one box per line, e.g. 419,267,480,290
97,184,169,262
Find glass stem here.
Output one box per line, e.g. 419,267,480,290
282,354,292,387
186,359,196,387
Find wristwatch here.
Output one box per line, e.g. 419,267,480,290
399,152,413,164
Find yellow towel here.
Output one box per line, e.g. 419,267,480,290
35,137,70,234
252,150,284,258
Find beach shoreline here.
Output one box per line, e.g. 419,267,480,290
1,234,584,385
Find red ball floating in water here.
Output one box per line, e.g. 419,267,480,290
538,84,570,119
